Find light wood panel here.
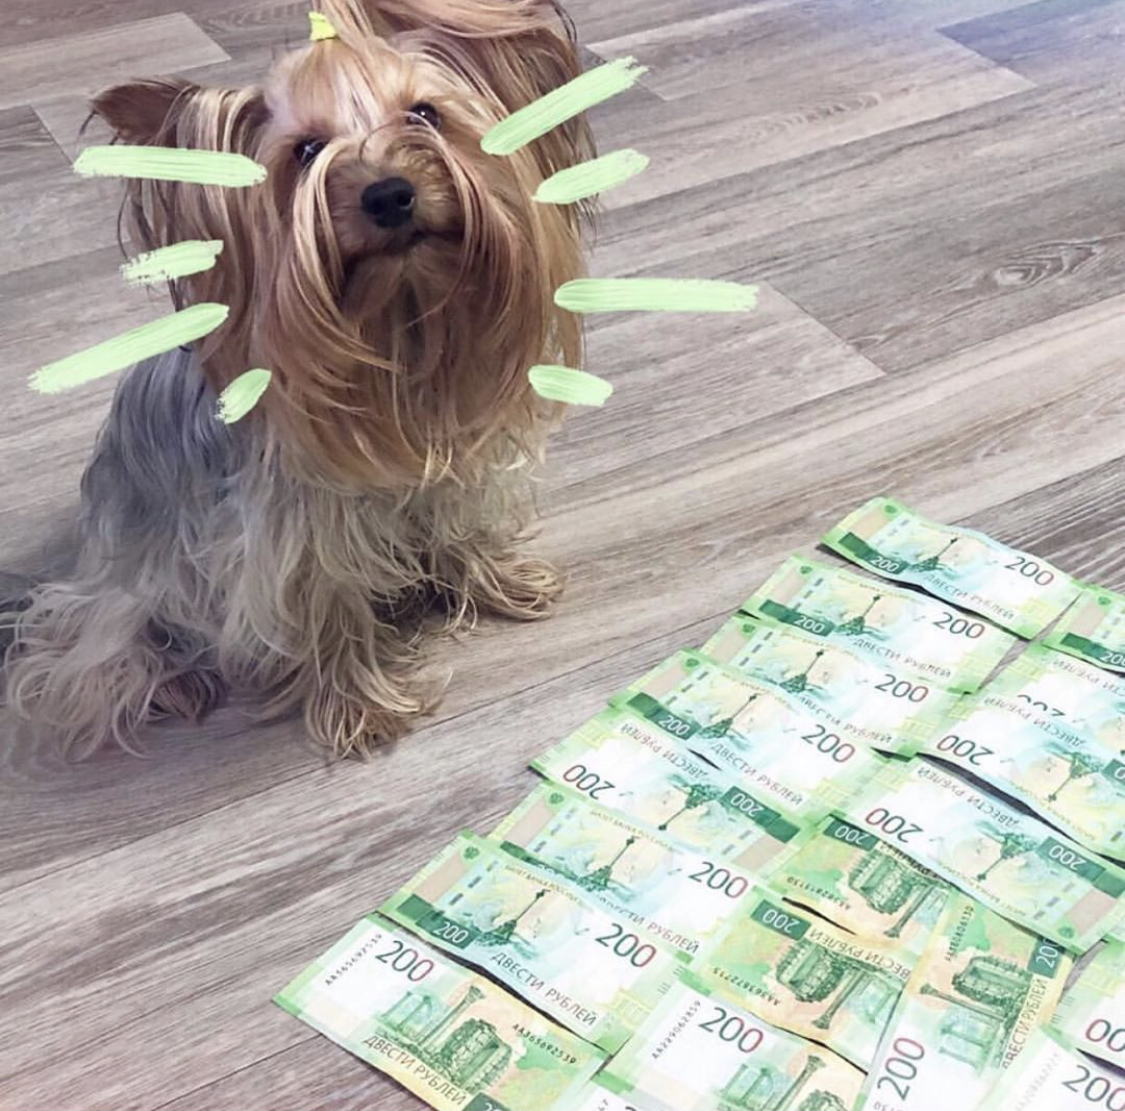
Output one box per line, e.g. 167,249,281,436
0,2,1122,1110
0,14,228,109
590,79,1125,371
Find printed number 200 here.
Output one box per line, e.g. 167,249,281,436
875,1038,926,1100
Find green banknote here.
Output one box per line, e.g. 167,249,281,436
977,1027,1124,1111
1049,939,1125,1070
822,496,1080,638
988,642,1125,754
743,555,1015,692
918,684,1125,861
696,883,914,1068
701,615,957,754
599,968,865,1111
274,914,605,1111
1045,585,1125,674
612,648,884,818
837,759,1125,951
489,781,758,956
531,706,803,873
565,1079,659,1111
380,832,681,1053
859,892,1071,1111
768,815,950,962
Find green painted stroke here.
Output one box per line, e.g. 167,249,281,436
535,148,649,205
528,364,613,406
217,368,272,423
555,278,759,313
120,239,224,286
74,145,267,187
481,57,648,156
30,303,230,394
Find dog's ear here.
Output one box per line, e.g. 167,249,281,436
91,78,199,144
349,0,595,176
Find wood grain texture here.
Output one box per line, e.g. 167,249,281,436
0,1,1122,1109
0,14,229,110
942,0,1125,84
590,79,1125,371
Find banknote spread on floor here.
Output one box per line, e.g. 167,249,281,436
274,494,1125,1111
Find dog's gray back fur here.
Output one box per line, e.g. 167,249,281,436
77,346,244,576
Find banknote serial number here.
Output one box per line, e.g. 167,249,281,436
1062,1065,1125,1108
698,1006,764,1054
874,1036,925,1099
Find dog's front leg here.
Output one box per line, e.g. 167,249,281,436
279,586,433,757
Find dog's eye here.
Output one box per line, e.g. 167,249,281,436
407,102,441,129
293,138,326,167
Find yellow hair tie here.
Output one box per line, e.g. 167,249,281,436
308,12,338,41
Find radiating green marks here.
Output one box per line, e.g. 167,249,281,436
120,239,224,286
217,368,272,423
528,365,613,407
555,278,759,314
74,145,267,187
30,303,230,394
535,149,650,204
481,57,648,156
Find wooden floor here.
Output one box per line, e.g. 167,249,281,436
1,0,1124,1107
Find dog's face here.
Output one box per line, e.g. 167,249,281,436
92,0,592,488
267,38,477,259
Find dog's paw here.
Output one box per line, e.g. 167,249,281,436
479,554,564,622
149,668,226,723
304,678,431,759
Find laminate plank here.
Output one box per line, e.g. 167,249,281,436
548,291,1125,521
0,246,166,558
0,14,229,110
589,5,1024,103
0,106,68,187
942,0,1125,84
568,0,795,43
589,63,1031,210
568,0,1036,50
961,457,1125,589
550,282,884,489
0,167,127,276
0,0,245,51
591,81,1125,371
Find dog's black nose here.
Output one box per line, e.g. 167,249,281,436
361,177,415,228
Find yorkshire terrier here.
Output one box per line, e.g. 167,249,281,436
3,0,593,758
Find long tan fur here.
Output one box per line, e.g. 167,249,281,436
3,0,592,757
